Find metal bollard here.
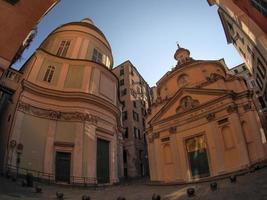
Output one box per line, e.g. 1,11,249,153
187,188,195,197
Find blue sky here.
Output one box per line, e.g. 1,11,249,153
13,0,243,86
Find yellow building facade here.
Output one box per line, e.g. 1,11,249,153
146,46,267,183
0,18,123,184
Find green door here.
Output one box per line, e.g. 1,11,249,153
55,152,71,183
97,138,110,184
186,136,210,178
188,149,210,178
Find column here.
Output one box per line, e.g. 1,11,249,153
9,111,24,166
230,113,250,168
153,133,163,181
207,121,226,175
83,122,96,183
73,122,84,178
43,120,56,174
170,132,182,181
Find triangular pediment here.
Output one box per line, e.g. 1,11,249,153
150,87,233,124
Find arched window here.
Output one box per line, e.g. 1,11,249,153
43,66,55,83
177,74,188,87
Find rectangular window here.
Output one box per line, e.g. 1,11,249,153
121,101,125,109
257,59,266,80
57,40,70,57
134,127,137,138
258,96,266,108
122,111,128,121
121,88,127,96
251,0,267,18
133,101,137,108
124,127,128,138
138,129,141,139
120,69,124,76
256,74,264,90
119,79,124,86
92,48,103,63
133,111,139,121
4,0,19,5
123,149,127,163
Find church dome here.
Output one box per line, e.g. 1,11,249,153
40,18,113,69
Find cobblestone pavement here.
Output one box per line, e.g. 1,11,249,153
1,167,267,200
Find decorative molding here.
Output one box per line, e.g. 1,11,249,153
206,113,215,121
54,141,74,147
169,126,177,134
227,104,238,113
17,101,98,124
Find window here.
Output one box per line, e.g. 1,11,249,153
227,22,233,31
131,69,134,76
242,65,247,71
4,0,19,5
177,74,188,87
120,69,124,76
133,101,137,108
251,0,267,18
57,40,70,57
43,66,55,83
123,149,127,163
258,96,266,108
234,69,238,74
133,111,139,121
138,129,141,139
119,79,124,86
124,127,128,138
257,59,266,80
92,48,103,63
121,101,125,109
256,74,264,90
239,47,246,59
134,127,138,138
122,111,128,120
121,89,127,96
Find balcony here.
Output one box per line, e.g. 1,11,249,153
0,68,22,92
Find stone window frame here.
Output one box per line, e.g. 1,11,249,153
57,40,71,57
43,65,55,83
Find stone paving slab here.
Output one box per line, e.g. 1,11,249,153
1,167,267,200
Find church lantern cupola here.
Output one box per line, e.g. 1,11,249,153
174,44,192,67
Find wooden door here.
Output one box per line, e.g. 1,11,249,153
186,136,210,178
97,138,110,184
55,152,71,183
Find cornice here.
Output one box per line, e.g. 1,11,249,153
21,80,121,117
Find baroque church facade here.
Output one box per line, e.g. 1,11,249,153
0,18,123,184
146,46,267,183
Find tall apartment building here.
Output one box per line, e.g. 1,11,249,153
227,63,267,134
0,0,59,76
207,0,267,118
113,61,150,178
